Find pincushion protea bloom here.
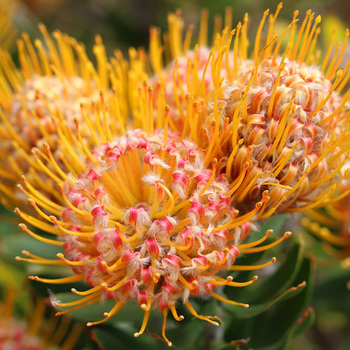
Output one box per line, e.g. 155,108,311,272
0,26,128,208
15,119,290,345
220,20,350,216
0,285,81,349
134,4,350,218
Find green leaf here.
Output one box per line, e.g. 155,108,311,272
223,278,307,319
93,325,163,350
256,214,288,237
4,234,64,260
167,318,206,350
314,266,350,303
224,215,290,303
247,237,304,304
53,292,147,324
223,255,314,350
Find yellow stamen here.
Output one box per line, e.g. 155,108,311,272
184,301,219,326
134,309,151,337
209,275,258,287
178,274,198,290
29,273,85,284
153,182,175,218
50,216,93,238
169,235,192,251
254,9,269,64
291,10,312,60
272,20,299,66
200,159,217,195
309,70,344,118
101,276,127,292
326,29,349,79
170,304,184,321
230,257,276,270
18,222,63,245
297,15,321,64
16,255,65,265
162,309,172,347
56,296,101,316
57,253,87,266
241,231,292,253
237,229,273,249
56,292,100,308
211,292,249,308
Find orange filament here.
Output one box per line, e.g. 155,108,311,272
241,231,292,253
15,256,65,265
209,275,258,287
101,277,127,292
169,304,184,321
200,159,217,194
74,117,97,164
31,149,64,184
100,258,125,272
309,70,344,118
178,274,198,290
134,309,151,337
162,309,172,347
291,10,312,60
184,301,219,326
43,143,74,186
237,229,273,249
27,197,63,223
230,257,276,271
86,300,125,327
50,216,93,238
56,296,101,316
55,293,100,308
18,223,63,246
56,253,87,266
29,273,85,284
211,292,249,308
254,9,270,64
153,182,175,218
71,279,115,296
168,235,193,251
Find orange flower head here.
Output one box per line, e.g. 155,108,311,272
16,125,289,345
0,27,128,208
139,5,350,218
222,53,349,216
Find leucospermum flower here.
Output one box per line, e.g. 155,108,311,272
134,4,350,218
219,11,350,216
0,26,128,208
15,105,290,345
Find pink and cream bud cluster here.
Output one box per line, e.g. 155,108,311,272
61,129,249,312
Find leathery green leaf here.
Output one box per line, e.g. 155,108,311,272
223,255,314,349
